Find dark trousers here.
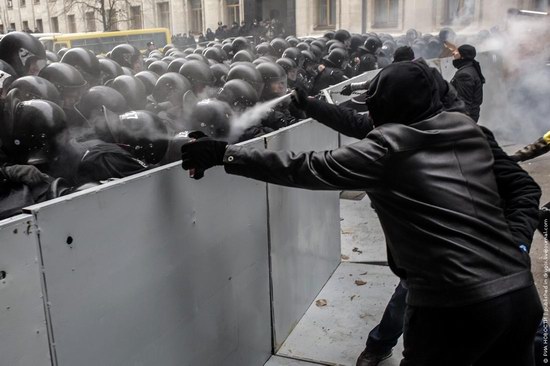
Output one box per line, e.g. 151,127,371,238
400,285,542,366
365,279,408,354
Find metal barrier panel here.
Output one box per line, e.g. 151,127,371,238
264,120,341,350
0,214,52,366
25,139,272,366
322,69,381,105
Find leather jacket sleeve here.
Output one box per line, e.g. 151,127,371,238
481,126,542,249
223,130,388,190
305,99,374,139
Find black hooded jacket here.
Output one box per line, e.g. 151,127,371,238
220,62,536,307
451,59,484,122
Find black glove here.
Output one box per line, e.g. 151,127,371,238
290,87,309,110
0,165,51,186
181,134,228,180
340,84,352,96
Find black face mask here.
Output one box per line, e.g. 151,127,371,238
453,58,470,69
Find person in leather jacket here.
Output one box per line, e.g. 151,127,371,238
181,61,542,365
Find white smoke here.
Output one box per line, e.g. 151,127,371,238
227,93,292,142
475,14,550,144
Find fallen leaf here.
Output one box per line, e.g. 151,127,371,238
315,299,328,307
341,255,350,260
355,279,367,286
352,247,363,254
350,295,357,301
360,271,368,275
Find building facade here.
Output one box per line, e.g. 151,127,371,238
0,0,548,37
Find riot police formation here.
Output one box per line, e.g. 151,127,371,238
0,26,500,222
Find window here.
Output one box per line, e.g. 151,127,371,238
86,12,96,32
157,2,171,29
50,17,59,32
0,25,4,34
22,21,29,31
7,0,12,8
36,19,43,32
442,0,475,25
130,6,142,29
67,15,77,33
10,23,16,31
34,0,39,4
226,0,240,25
316,0,336,28
20,0,25,7
190,0,203,34
532,0,549,11
373,0,399,28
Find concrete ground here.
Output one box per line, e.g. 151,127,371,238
266,148,550,366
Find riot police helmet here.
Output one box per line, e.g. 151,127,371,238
0,31,47,77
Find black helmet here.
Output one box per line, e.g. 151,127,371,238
204,47,226,63
350,35,364,52
253,57,271,66
210,63,229,88
256,42,275,57
0,60,18,91
270,38,289,58
193,47,205,55
221,43,234,58
144,58,157,69
334,29,351,44
134,70,159,95
439,27,456,43
256,62,287,100
232,37,250,53
309,45,323,61
406,28,418,41
148,50,163,60
217,79,259,111
323,48,348,69
9,100,67,164
110,44,142,69
381,40,396,58
39,62,87,92
185,53,209,64
57,47,69,59
162,44,174,54
110,75,147,110
121,66,135,76
276,57,297,73
152,72,192,105
232,50,254,63
363,37,382,53
296,42,311,51
179,60,215,89
148,60,168,75
100,109,169,164
98,58,123,84
282,47,304,68
311,40,326,51
327,40,345,51
61,48,101,86
0,31,47,77
45,50,59,64
6,76,61,105
162,56,176,64
167,58,187,73
76,85,128,119
301,50,316,66
227,63,264,96
323,31,335,40
188,99,233,139
285,36,300,47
